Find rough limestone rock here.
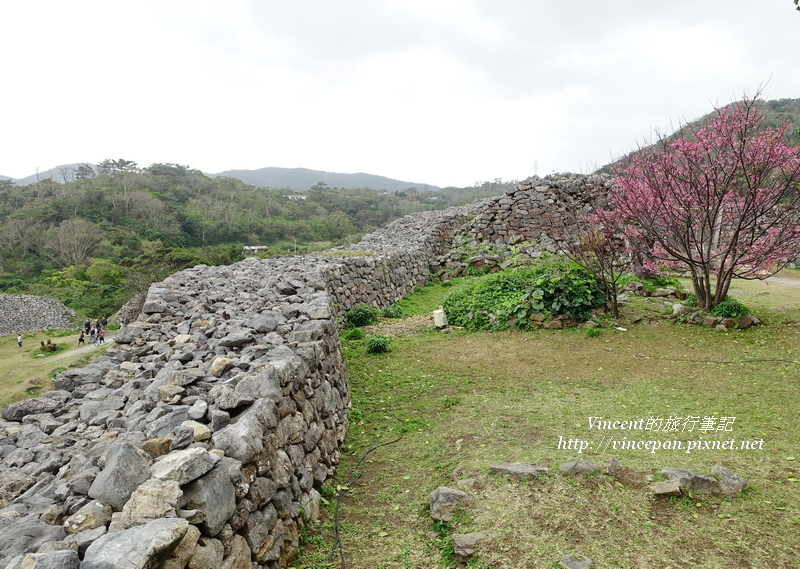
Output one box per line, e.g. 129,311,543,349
660,467,721,494
181,466,237,537
2,398,63,422
738,314,761,329
187,536,224,569
88,442,153,511
243,504,278,559
650,480,682,496
560,460,599,476
488,462,549,479
5,550,80,569
151,447,220,485
452,532,492,560
81,518,189,569
220,534,252,569
161,524,201,569
428,487,469,522
218,330,256,348
62,501,113,535
209,357,234,378
211,400,278,463
109,478,182,531
711,465,748,495
561,554,593,569
0,514,67,567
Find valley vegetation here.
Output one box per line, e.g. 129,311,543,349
0,161,508,317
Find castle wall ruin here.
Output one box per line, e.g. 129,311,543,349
0,174,608,568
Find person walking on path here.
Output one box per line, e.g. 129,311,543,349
97,330,105,345
78,332,85,345
16,334,23,348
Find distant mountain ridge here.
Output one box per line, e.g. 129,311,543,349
209,167,440,192
1,165,441,192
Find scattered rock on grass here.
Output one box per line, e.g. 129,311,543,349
650,480,682,496
560,553,593,568
711,465,748,495
660,468,721,494
560,460,599,476
488,462,549,480
452,532,492,560
428,487,468,522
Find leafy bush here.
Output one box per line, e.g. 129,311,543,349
585,327,602,338
365,335,390,354
342,328,366,341
683,293,698,307
345,304,379,327
381,305,403,319
711,298,749,318
443,257,606,331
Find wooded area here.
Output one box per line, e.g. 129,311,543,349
0,163,507,317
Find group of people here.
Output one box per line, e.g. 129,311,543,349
78,318,108,346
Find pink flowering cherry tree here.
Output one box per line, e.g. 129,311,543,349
599,94,800,310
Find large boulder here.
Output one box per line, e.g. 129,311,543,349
88,442,153,511
81,518,189,569
2,398,63,422
5,550,80,569
181,466,236,537
0,514,67,567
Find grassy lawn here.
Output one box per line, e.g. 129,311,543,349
296,272,800,569
0,330,109,409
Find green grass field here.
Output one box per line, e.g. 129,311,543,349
2,272,798,568
296,272,800,569
0,330,109,409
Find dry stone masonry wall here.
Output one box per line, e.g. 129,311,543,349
0,203,484,569
0,295,78,336
0,176,609,568
463,173,613,252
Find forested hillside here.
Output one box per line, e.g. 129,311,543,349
0,161,509,317
599,97,800,173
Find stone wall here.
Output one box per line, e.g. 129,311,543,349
0,295,78,336
463,173,613,253
0,204,482,569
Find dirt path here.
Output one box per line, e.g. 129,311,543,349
47,332,115,362
765,276,800,288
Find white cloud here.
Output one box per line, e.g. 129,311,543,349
1,0,798,187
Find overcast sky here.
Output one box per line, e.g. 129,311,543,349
1,1,798,187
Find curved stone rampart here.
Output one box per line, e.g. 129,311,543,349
0,176,608,568
0,203,484,569
464,173,613,252
0,295,78,336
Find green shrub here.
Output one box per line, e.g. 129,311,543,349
345,304,379,327
381,305,403,319
365,335,390,354
442,257,606,331
342,328,366,340
683,293,698,307
638,274,683,293
585,327,602,338
711,298,749,318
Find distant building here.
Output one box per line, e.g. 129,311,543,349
284,194,308,201
243,245,270,255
